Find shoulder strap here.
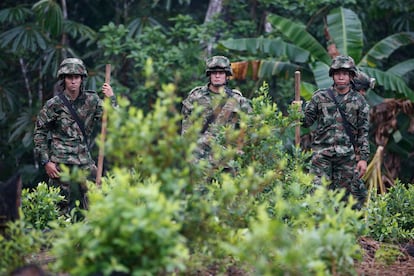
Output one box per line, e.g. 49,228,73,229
200,101,227,134
200,87,234,134
58,93,89,148
327,88,356,148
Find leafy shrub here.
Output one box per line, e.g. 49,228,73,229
21,182,65,230
223,184,365,275
50,80,368,275
365,180,414,242
50,173,189,275
375,243,405,265
0,219,44,274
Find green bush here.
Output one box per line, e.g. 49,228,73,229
0,219,44,274
50,173,189,275
223,183,364,275
49,80,370,275
365,180,414,243
21,182,65,230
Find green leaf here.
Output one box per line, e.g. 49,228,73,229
64,19,97,45
362,67,414,101
359,32,414,67
311,61,331,89
32,0,63,37
258,60,314,81
387,59,414,77
327,7,363,62
0,25,47,52
220,37,309,63
0,5,32,24
267,13,331,65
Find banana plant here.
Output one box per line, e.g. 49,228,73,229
220,7,414,183
220,7,414,102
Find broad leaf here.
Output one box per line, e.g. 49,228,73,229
32,0,63,37
267,13,331,65
301,82,317,101
359,32,414,67
362,67,414,101
327,7,363,62
258,60,314,81
386,59,414,77
220,37,309,63
311,62,331,89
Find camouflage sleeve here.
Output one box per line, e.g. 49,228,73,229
303,95,319,128
181,96,193,135
33,101,56,162
357,98,370,161
232,89,252,113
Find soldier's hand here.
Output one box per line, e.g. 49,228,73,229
45,162,60,179
356,160,367,178
102,83,114,97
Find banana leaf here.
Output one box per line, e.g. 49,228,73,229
362,67,414,101
219,37,309,63
359,32,414,67
267,13,331,65
327,7,363,62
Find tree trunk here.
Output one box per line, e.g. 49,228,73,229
19,58,33,108
204,0,223,23
60,0,68,58
204,0,223,56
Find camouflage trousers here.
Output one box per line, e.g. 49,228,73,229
310,151,367,209
48,163,97,213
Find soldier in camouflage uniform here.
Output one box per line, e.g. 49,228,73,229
34,58,116,212
302,55,370,208
181,56,252,165
353,70,376,97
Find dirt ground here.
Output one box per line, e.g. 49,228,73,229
31,237,414,275
200,237,414,276
355,237,414,276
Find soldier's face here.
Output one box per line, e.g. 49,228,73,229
210,71,227,86
333,70,351,91
64,74,82,93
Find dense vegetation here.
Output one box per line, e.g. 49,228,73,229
1,83,413,274
0,0,413,186
0,0,413,274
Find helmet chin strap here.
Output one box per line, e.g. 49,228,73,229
209,77,228,88
211,82,226,87
333,83,352,89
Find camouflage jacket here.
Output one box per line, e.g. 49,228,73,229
303,86,370,161
34,90,113,165
181,84,252,137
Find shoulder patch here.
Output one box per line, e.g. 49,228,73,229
188,86,204,96
231,89,243,96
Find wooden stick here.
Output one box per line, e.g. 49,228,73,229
294,70,301,147
96,64,111,186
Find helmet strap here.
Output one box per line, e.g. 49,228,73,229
208,77,228,87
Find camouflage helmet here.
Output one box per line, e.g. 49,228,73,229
57,58,88,79
353,70,376,91
205,56,233,76
329,55,357,77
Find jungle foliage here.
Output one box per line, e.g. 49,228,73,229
1,81,413,275
0,0,413,186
